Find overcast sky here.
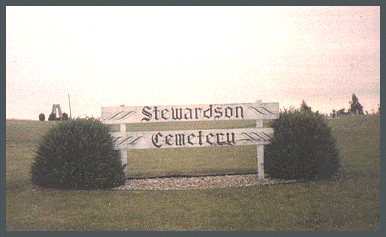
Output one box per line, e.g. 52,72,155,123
6,6,380,120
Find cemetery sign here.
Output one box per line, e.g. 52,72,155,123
101,101,279,179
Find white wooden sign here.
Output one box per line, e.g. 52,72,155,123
111,127,274,150
102,102,279,124
101,101,279,180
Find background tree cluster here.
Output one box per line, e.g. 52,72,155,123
39,112,69,121
348,93,364,115
301,93,369,117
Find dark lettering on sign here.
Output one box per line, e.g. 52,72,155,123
206,133,214,145
175,134,185,146
216,133,225,144
172,107,183,120
203,105,213,119
161,108,169,120
141,106,152,122
195,108,202,119
154,106,160,120
184,108,193,120
151,132,163,148
227,133,236,145
150,131,236,148
214,107,223,119
140,104,245,122
225,107,233,118
198,131,204,145
236,106,243,118
165,134,173,146
187,134,196,145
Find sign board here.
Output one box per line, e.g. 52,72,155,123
101,102,279,124
111,127,274,150
101,101,279,180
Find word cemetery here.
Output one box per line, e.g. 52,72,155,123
101,101,279,179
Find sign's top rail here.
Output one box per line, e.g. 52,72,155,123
102,102,279,124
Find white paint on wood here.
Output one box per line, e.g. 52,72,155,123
110,127,274,150
120,149,128,174
256,119,263,128
120,122,128,175
255,119,265,179
120,123,126,133
257,145,265,179
101,102,279,124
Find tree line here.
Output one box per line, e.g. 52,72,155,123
301,93,379,117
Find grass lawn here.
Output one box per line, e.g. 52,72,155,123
5,115,380,230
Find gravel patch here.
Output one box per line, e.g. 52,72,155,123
30,173,343,192
112,174,299,191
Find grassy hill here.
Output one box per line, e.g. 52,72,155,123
5,115,380,230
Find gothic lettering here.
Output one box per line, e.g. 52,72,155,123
235,106,243,118
175,134,185,146
225,107,233,118
195,108,202,119
141,106,152,122
154,106,160,120
214,107,223,119
150,131,236,148
141,104,245,122
184,108,193,120
187,133,196,145
165,134,173,146
227,132,236,145
172,107,183,120
161,108,169,120
216,133,225,144
198,130,204,145
206,133,215,145
203,104,213,119
151,132,163,148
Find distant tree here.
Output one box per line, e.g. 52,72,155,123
348,93,364,115
332,110,337,118
337,109,347,116
62,113,69,120
300,100,312,112
39,113,45,121
48,112,57,121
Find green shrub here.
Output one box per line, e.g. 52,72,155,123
48,112,56,121
31,118,126,189
265,109,340,180
62,113,69,120
39,113,45,121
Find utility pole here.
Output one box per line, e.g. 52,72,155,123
68,93,72,119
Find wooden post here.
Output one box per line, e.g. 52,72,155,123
68,93,72,119
256,119,265,179
120,123,128,177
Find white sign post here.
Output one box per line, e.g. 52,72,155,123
101,101,279,179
